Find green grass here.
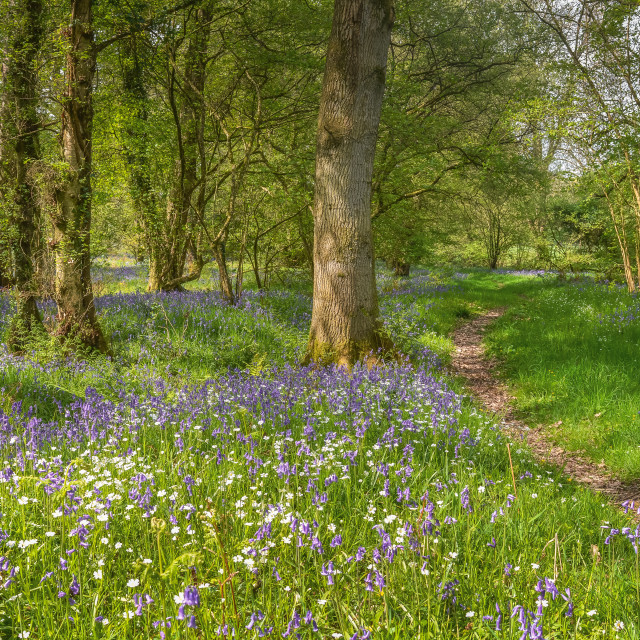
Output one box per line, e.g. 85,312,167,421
1,264,640,638
377,268,640,479
482,279,640,479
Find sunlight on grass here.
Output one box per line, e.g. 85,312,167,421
485,278,640,479
0,267,638,638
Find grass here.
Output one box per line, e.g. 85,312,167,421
483,278,640,480
0,264,638,639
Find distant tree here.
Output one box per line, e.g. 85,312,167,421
116,1,159,278
307,0,394,365
144,2,213,293
462,171,535,270
371,0,539,274
521,0,640,290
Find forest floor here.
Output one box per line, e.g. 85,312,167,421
451,308,640,510
1,264,639,639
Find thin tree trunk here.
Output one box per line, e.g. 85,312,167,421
624,176,640,288
597,172,636,292
50,0,108,352
1,0,46,351
119,29,159,268
147,3,211,292
235,214,249,299
251,234,263,290
603,192,635,292
307,0,394,366
212,240,234,303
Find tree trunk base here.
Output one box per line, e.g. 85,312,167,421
147,257,202,293
389,260,410,277
147,282,186,293
54,317,111,356
304,330,394,369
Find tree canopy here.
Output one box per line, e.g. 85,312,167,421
1,0,638,356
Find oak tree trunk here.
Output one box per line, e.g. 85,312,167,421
307,0,394,366
51,0,108,352
1,0,46,351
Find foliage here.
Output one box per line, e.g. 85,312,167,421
0,269,639,638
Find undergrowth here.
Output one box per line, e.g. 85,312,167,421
0,266,637,639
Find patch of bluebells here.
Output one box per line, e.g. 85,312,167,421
92,262,149,286
0,350,636,636
493,269,550,277
599,299,640,331
378,269,454,298
0,272,638,638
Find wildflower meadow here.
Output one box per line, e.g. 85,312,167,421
0,267,638,639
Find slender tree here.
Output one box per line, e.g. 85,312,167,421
307,0,394,365
145,2,212,292
118,18,159,273
0,0,46,351
50,0,108,351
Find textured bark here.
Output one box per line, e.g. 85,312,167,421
146,4,211,292
212,240,234,303
1,0,46,351
51,0,108,352
307,0,394,365
119,31,158,267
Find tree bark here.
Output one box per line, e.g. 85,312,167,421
1,0,46,351
307,0,394,366
146,3,211,292
119,29,158,268
51,0,108,352
212,239,234,302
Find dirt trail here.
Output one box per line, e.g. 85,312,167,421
452,308,640,511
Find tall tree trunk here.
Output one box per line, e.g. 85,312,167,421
119,29,159,269
147,3,211,292
307,0,394,366
51,0,108,352
1,0,46,352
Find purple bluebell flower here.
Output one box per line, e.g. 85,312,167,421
364,573,374,592
183,586,200,607
69,575,80,596
310,536,323,554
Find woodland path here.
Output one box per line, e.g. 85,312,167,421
451,308,640,514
